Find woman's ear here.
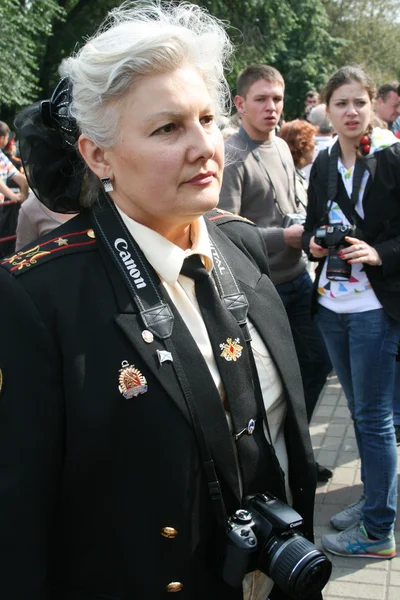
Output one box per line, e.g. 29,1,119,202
78,135,113,181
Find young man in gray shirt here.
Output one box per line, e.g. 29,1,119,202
219,65,332,481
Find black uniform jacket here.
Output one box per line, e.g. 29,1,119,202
303,143,400,321
0,208,318,600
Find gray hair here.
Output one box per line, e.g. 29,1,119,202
60,1,233,149
309,104,333,135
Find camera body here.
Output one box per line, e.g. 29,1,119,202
218,493,331,600
282,213,306,228
314,223,356,281
314,223,355,249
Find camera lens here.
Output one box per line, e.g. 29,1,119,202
260,533,331,599
326,247,352,281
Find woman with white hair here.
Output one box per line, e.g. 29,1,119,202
0,3,329,599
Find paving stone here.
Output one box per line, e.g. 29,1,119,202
325,581,385,599
332,566,388,584
316,450,337,467
389,570,400,586
388,588,400,600
315,405,336,418
337,451,360,468
332,406,351,418
326,423,348,437
310,433,325,448
321,436,346,451
390,555,400,571
331,467,356,485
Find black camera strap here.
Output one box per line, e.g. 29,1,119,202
92,191,284,524
326,140,374,226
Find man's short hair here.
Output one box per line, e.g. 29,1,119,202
305,90,319,100
236,65,284,98
377,82,399,102
0,121,11,137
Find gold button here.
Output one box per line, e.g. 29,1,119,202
166,582,183,593
161,527,178,539
87,229,96,239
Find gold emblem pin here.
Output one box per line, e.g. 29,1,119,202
219,337,243,362
118,360,148,398
55,237,68,246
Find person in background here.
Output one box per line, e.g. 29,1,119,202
302,103,335,182
0,121,28,204
2,131,23,172
15,193,77,250
303,65,400,559
0,4,327,600
0,121,29,256
374,81,400,129
278,119,317,206
219,65,332,483
393,83,400,138
303,90,320,121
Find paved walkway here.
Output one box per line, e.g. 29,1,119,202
311,373,400,600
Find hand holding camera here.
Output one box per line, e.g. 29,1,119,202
338,235,382,267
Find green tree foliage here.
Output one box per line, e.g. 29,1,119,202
322,0,400,86
275,0,345,117
199,0,343,117
39,0,117,98
2,0,400,124
0,0,64,116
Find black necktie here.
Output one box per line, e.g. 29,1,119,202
180,254,284,497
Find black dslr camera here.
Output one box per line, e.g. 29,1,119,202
314,224,356,281
218,493,331,600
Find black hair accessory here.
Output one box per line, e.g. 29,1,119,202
40,78,80,148
14,78,84,213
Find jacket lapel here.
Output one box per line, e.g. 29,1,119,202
207,222,309,427
96,237,191,424
96,235,241,506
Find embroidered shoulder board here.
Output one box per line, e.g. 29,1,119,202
206,208,255,226
1,226,97,277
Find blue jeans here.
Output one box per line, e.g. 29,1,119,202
275,271,332,422
394,360,400,427
316,305,400,538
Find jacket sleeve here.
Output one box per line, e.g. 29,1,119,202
301,161,322,260
372,145,400,276
0,267,64,599
219,158,245,216
216,219,271,279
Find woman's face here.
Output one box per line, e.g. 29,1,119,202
327,81,372,143
103,66,224,238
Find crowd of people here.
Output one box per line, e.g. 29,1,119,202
0,2,399,599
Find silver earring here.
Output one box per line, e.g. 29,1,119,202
101,177,114,193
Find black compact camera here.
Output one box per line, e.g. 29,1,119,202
218,493,332,600
282,213,306,228
314,223,356,281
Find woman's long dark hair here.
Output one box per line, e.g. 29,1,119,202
321,66,375,107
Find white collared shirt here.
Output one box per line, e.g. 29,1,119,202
116,207,290,600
